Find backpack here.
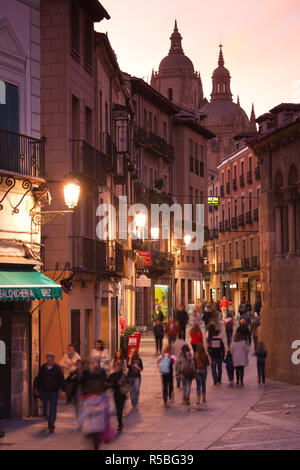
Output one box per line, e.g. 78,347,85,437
159,356,171,375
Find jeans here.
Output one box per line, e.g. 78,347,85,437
195,369,207,395
226,368,234,382
162,373,173,402
226,330,233,347
114,392,126,428
211,359,222,384
41,391,58,429
155,336,163,353
128,376,141,407
181,375,192,400
257,362,265,384
178,326,186,340
235,366,245,384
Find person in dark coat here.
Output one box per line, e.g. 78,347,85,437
153,320,164,354
224,350,234,385
254,298,262,315
236,319,252,345
175,304,189,340
255,342,267,384
107,360,127,433
37,353,67,432
207,329,225,385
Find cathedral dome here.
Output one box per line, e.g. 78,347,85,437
201,99,250,128
158,20,195,75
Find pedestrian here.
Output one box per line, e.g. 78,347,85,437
250,314,261,350
158,345,176,406
171,337,187,388
119,314,126,334
236,319,252,345
189,323,203,353
77,360,110,450
152,304,164,324
207,328,225,385
176,304,189,340
245,301,252,314
59,344,81,403
165,316,179,345
238,298,246,319
107,355,128,433
67,359,84,415
223,350,234,385
111,349,127,374
224,314,234,347
206,321,217,345
194,343,210,404
192,308,201,326
36,353,67,433
255,342,267,384
231,332,250,386
202,308,213,331
127,349,143,410
153,320,164,355
176,344,195,405
220,296,231,321
254,298,262,315
90,340,111,372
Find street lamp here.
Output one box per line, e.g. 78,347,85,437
151,226,159,240
30,177,81,225
134,212,146,240
184,234,192,246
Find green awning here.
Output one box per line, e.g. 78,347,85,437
0,269,62,301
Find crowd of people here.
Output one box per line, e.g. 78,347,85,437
33,296,267,449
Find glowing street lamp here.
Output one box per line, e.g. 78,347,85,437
64,179,80,209
151,226,159,240
184,234,192,246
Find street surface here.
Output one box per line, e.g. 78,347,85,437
1,322,300,450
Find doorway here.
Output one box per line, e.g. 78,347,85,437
0,312,11,419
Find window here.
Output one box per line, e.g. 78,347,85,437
229,242,232,263
144,109,147,130
84,17,93,71
71,0,80,58
249,192,252,214
242,239,246,259
85,106,92,144
163,121,167,140
241,161,244,176
235,241,239,259
242,196,245,216
72,95,80,140
250,238,254,258
195,159,199,175
98,91,103,147
249,157,252,173
0,80,19,132
190,156,194,173
234,165,237,180
234,199,238,219
168,88,173,101
154,115,158,134
149,112,152,132
105,102,109,134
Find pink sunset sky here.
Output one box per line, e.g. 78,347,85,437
95,0,300,119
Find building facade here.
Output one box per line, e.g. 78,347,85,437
249,103,300,385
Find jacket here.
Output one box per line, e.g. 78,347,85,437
165,322,179,338
189,330,203,345
153,323,164,338
37,363,66,393
231,340,250,367
194,350,210,369
208,336,225,361
255,348,267,365
59,351,81,379
175,309,189,327
224,353,234,371
176,352,195,376
127,357,143,378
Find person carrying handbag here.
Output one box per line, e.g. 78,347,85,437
108,350,128,433
127,349,143,410
176,344,195,405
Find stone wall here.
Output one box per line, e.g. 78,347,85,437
11,314,29,418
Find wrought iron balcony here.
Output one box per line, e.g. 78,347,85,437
255,166,260,180
231,217,237,229
134,126,174,162
253,208,259,221
247,171,253,185
242,258,250,270
250,256,259,269
240,174,245,188
238,214,245,226
0,128,45,178
246,211,253,224
72,237,124,277
219,221,225,232
220,185,224,197
71,140,107,186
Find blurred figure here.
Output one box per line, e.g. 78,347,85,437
119,314,126,334
224,349,234,385
231,332,250,386
111,349,127,374
176,344,195,405
67,359,84,415
192,309,201,326
171,337,187,388
189,323,203,353
236,319,252,345
36,353,66,433
153,320,164,355
158,345,176,406
220,296,231,321
254,298,262,316
194,343,210,404
165,316,179,345
255,342,267,384
224,314,234,347
176,304,189,340
107,356,128,434
207,329,225,386
251,314,261,350
152,304,164,324
90,340,111,372
127,349,143,410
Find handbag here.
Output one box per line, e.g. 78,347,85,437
182,367,196,379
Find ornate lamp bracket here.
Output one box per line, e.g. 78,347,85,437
0,175,16,210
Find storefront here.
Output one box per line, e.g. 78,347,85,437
0,267,62,419
154,284,170,321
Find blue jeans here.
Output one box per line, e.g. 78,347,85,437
41,391,58,429
211,359,222,384
196,369,207,395
180,375,192,400
128,376,141,407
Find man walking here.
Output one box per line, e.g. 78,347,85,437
208,329,225,385
153,320,164,354
165,317,179,345
176,304,189,340
220,296,231,321
37,353,66,432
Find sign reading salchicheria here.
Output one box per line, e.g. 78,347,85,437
0,270,62,301
0,287,56,301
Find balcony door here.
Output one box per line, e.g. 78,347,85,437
0,311,11,419
0,80,19,133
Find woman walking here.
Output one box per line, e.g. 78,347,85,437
158,345,176,406
194,343,210,404
231,332,250,386
108,350,128,433
127,349,143,410
176,344,195,405
189,323,203,353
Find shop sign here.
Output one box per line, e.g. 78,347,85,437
230,283,238,289
233,259,241,269
138,251,151,266
136,274,151,288
207,196,220,206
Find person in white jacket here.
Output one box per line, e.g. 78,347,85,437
59,344,81,379
231,332,250,386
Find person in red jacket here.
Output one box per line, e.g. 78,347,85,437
220,296,232,321
165,317,179,345
189,324,203,353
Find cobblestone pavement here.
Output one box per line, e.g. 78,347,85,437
1,321,300,450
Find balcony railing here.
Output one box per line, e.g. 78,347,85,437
250,256,259,269
71,140,107,186
255,166,260,180
72,237,124,277
225,219,230,231
0,128,45,178
219,221,225,232
231,217,237,229
247,171,252,185
238,214,245,226
102,133,118,174
220,185,224,197
233,178,237,191
240,174,245,188
226,182,230,194
253,208,259,221
134,126,174,162
242,258,249,270
246,211,253,224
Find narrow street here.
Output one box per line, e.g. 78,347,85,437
1,323,300,451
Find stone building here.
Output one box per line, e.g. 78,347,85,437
0,0,62,419
249,103,300,385
204,138,261,312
